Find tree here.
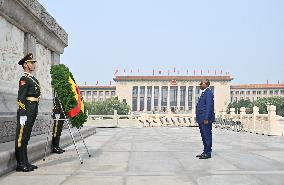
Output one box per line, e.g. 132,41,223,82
228,99,253,114
90,98,130,115
228,97,284,117
253,97,284,116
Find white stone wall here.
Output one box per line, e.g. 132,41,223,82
35,43,52,99
0,15,24,93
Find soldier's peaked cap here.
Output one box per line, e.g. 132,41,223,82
18,53,37,65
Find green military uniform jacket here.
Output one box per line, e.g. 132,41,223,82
17,72,41,116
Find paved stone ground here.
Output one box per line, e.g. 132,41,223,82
1,124,284,185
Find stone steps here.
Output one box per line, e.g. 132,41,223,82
0,126,96,176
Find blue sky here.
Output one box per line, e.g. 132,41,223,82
38,0,284,85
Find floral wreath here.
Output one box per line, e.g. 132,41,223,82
50,64,87,128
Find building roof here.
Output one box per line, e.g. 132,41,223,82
231,84,284,90
78,86,116,90
113,76,233,82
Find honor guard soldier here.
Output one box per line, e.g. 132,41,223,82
15,53,41,172
52,97,65,154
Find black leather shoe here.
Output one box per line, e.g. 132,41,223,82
199,153,211,159
52,147,64,154
28,163,38,169
196,153,205,158
16,164,34,172
58,147,65,153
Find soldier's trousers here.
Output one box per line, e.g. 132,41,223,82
52,113,64,148
15,101,38,164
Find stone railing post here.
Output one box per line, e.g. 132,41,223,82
240,107,246,122
114,110,118,127
221,107,227,119
267,105,280,136
230,108,235,120
252,106,259,133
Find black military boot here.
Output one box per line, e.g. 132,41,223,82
24,145,38,170
57,137,65,153
15,148,33,172
52,137,64,154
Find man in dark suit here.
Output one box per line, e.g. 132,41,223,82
195,79,215,159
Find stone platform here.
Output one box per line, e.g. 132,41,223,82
1,123,284,185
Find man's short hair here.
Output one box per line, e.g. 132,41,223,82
200,79,210,86
205,79,210,86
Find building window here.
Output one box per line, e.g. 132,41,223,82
140,86,145,96
252,91,256,95
263,91,267,95
240,91,244,95
147,86,152,97
246,91,250,95
270,90,273,95
188,86,193,111
147,86,152,111
275,90,279,95
132,86,138,111
140,97,144,111
235,91,239,95
230,91,234,95
180,86,186,107
170,86,178,107
257,91,261,95
105,91,110,96
111,91,116,96
154,86,159,108
161,86,168,107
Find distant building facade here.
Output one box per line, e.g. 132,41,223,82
113,76,233,113
230,84,284,102
79,86,116,102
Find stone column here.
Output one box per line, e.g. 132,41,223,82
167,85,170,113
177,85,181,112
151,85,155,111
137,86,140,112
158,85,162,111
144,86,148,112
192,86,196,115
185,85,189,112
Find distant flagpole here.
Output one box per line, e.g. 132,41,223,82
114,69,119,76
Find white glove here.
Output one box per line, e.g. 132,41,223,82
20,116,27,126
55,114,60,120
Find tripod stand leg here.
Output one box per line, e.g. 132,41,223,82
43,119,53,161
78,127,91,157
67,121,83,164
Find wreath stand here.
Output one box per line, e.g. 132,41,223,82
43,93,91,164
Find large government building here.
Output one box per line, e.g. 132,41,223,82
230,84,284,102
80,76,284,114
79,86,116,102
80,76,233,113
